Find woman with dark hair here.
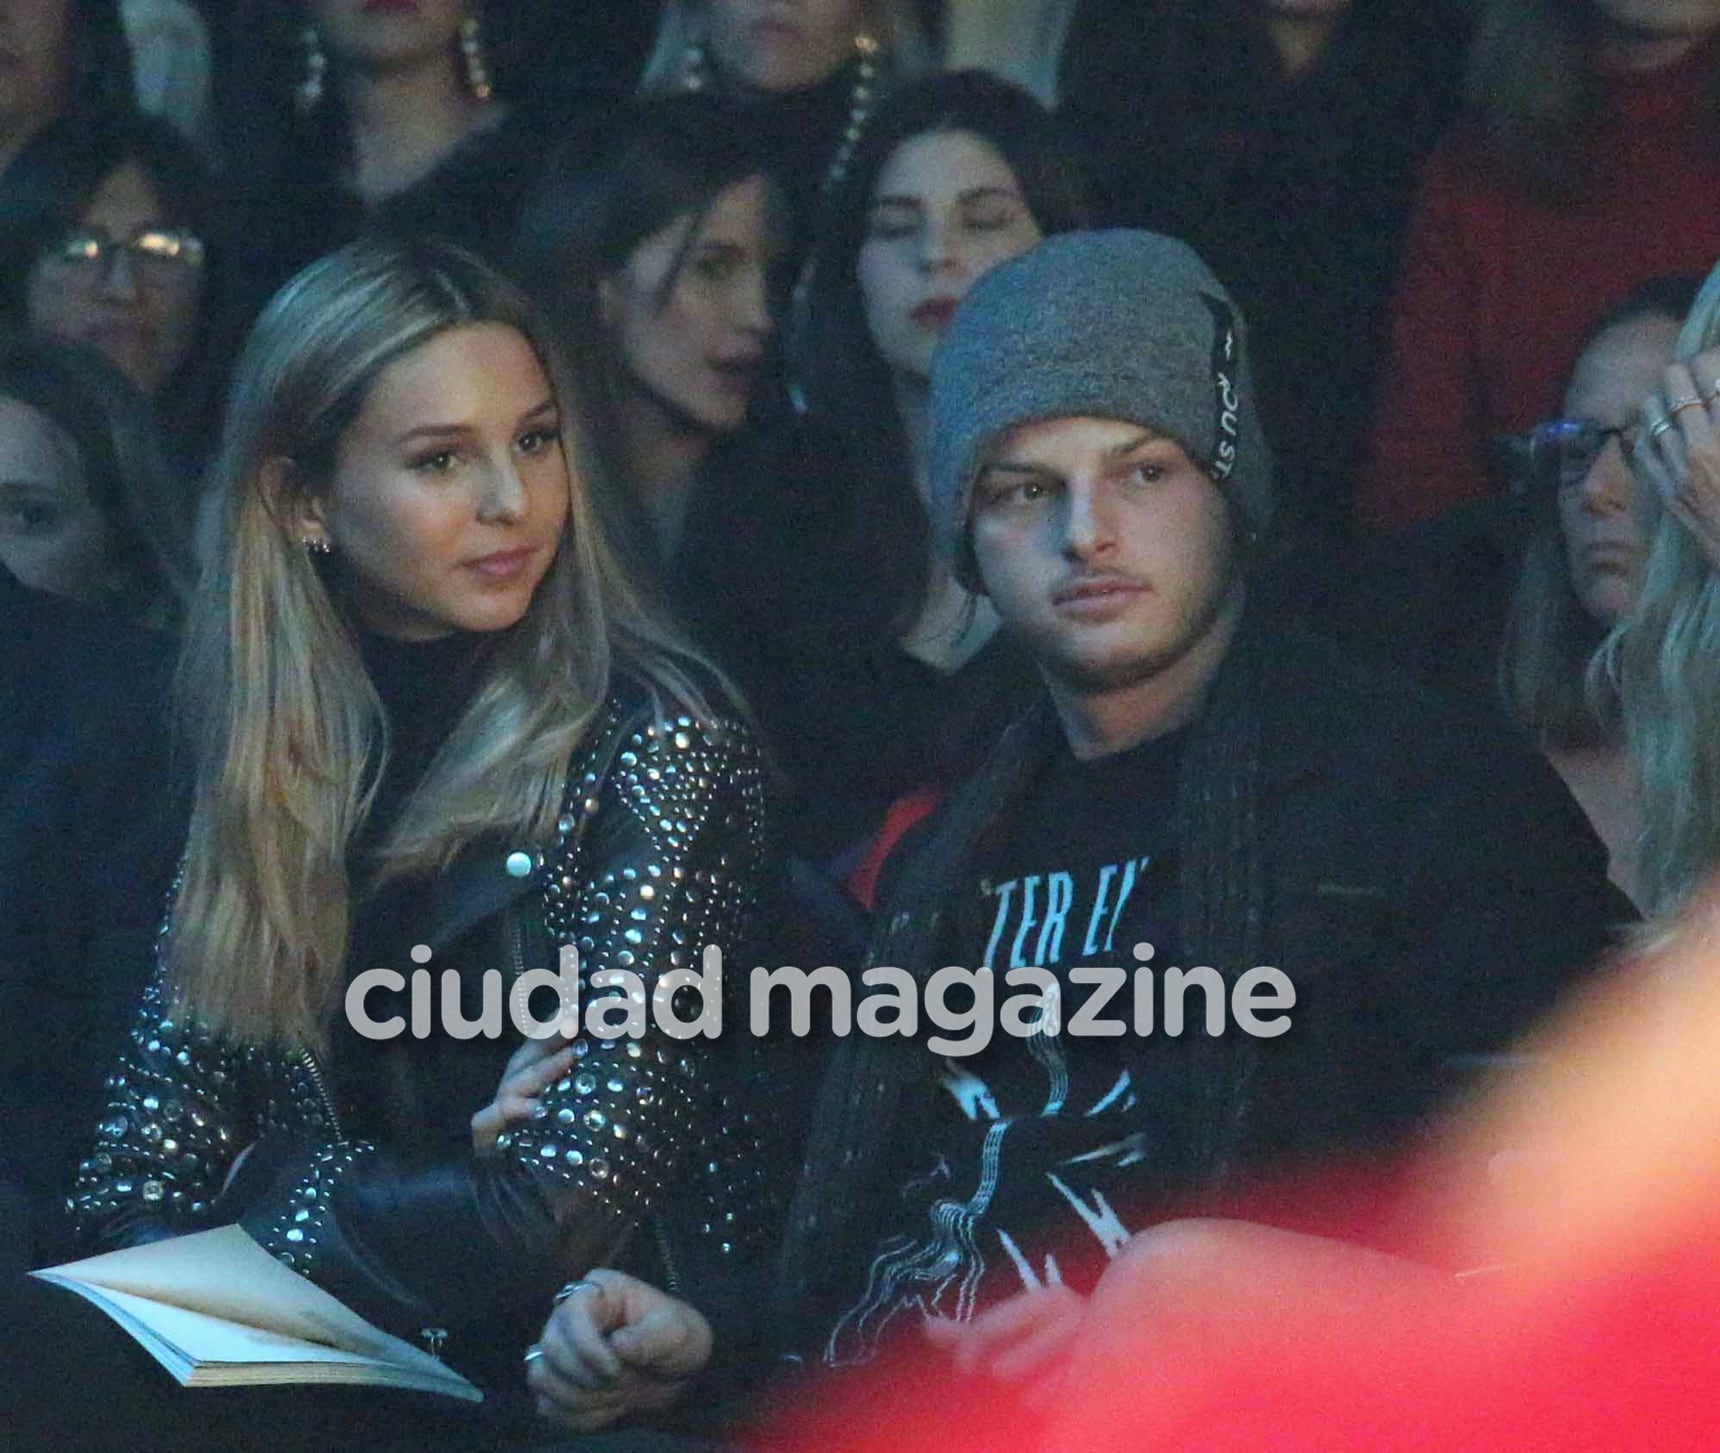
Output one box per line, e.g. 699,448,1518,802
1057,0,1471,542
1499,276,1697,907
0,334,195,628
0,235,776,1452
0,111,221,460
782,69,1090,870
211,0,562,333
511,93,782,588
1361,0,1720,533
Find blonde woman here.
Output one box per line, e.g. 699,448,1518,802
1600,260,1720,921
1498,277,1698,909
7,236,773,1450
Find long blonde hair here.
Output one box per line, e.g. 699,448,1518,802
1597,260,1720,921
169,236,716,1051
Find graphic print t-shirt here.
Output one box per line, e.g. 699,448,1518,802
827,727,1195,1366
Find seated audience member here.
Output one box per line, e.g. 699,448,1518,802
1499,277,1698,908
1361,0,1720,533
0,564,181,1266
1057,0,1471,542
0,237,778,1453
517,232,1628,1437
0,335,195,627
786,70,1092,869
211,0,560,332
0,111,224,463
639,0,933,272
0,0,133,179
511,95,783,593
1601,260,1720,921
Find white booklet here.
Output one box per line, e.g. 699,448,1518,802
32,1225,482,1402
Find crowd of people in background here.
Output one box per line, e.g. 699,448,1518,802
7,1,1720,1450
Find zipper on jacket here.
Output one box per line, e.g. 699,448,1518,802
652,1216,684,1297
509,906,526,981
300,1047,344,1141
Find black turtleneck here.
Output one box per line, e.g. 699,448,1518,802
335,628,493,1137
352,628,493,863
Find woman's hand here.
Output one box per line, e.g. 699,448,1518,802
1638,353,1720,569
470,1035,576,1156
524,1269,713,1432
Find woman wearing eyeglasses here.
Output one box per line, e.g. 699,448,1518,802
0,110,222,468
1499,276,1699,910
1597,260,1720,920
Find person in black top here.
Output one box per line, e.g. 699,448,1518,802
1,237,777,1453
523,231,1627,1437
511,95,785,595
777,227,1626,1374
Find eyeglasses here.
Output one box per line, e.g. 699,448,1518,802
1514,418,1638,495
41,225,206,284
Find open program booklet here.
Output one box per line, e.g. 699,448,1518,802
32,1225,482,1402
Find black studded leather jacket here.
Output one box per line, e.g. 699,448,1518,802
69,686,782,1388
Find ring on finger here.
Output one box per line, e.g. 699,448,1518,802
555,1279,601,1304
1649,415,1678,439
524,1344,546,1363
1670,395,1705,413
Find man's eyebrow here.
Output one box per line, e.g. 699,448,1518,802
1105,427,1163,459
977,459,1058,478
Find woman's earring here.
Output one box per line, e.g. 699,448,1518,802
459,12,494,102
295,26,327,115
303,534,332,557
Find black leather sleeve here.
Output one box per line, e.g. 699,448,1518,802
232,707,771,1341
69,959,281,1252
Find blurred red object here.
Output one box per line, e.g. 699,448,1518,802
747,895,1720,1451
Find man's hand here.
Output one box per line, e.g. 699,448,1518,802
525,1268,713,1433
471,1035,575,1156
924,1283,1087,1398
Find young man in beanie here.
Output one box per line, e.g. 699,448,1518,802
767,230,1626,1370
517,232,1626,1433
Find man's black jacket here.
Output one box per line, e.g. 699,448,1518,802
774,622,1629,1343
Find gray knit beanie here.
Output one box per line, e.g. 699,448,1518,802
928,229,1275,583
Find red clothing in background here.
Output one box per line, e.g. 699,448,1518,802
1359,44,1720,534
